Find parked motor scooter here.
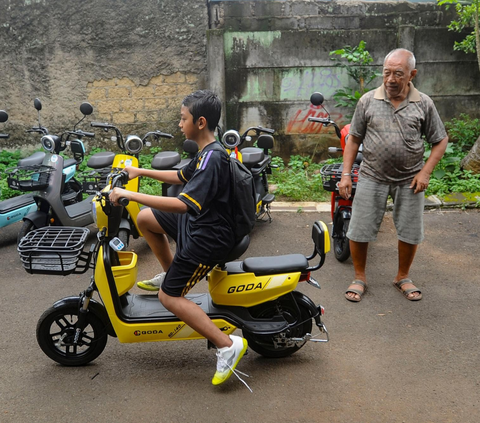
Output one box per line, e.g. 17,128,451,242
308,92,362,262
87,121,174,248
14,99,99,243
0,109,46,229
220,126,276,222
20,169,329,382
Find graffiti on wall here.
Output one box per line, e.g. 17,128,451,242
286,104,345,134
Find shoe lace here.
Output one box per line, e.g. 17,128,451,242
216,351,253,393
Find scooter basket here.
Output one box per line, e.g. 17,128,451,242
17,227,91,275
7,165,55,192
320,163,359,193
78,168,111,194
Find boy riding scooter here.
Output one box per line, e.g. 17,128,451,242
109,90,247,386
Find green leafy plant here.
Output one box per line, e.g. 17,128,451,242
438,0,480,73
425,113,480,196
329,41,381,111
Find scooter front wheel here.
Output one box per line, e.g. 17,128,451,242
36,305,108,366
242,300,312,358
333,215,350,262
17,219,36,244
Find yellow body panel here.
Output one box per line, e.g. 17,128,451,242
94,246,237,343
208,267,300,307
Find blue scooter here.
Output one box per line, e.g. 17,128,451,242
13,99,100,243
0,109,45,229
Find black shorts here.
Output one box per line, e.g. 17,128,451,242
152,209,213,297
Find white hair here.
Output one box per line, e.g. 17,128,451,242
384,48,416,70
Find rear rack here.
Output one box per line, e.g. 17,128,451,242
7,165,55,192
320,163,359,193
18,227,93,276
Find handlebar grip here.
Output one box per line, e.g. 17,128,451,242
119,197,129,207
0,134,9,139
308,117,330,124
157,131,174,139
91,122,113,129
81,131,95,138
258,126,275,134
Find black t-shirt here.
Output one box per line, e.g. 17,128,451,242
176,141,235,263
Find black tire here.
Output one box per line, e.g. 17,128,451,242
242,295,313,358
117,229,130,250
36,304,108,366
17,219,37,244
333,215,350,262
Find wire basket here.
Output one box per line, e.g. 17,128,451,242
18,227,92,275
7,165,55,192
78,167,111,194
320,163,360,193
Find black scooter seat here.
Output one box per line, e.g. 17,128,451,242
0,194,35,214
242,254,308,276
17,151,46,167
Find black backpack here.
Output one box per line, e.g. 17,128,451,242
212,144,256,241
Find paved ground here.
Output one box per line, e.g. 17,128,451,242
0,207,479,422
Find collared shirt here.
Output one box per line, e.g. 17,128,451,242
349,83,447,184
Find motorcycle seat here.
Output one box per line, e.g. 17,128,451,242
87,151,115,169
151,151,181,170
64,158,77,169
17,151,45,167
242,254,308,276
0,194,35,214
241,147,264,167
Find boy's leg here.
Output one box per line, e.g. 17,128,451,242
137,208,173,271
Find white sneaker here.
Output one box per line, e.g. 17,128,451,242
212,335,249,388
136,272,166,291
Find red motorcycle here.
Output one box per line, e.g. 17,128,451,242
308,92,362,262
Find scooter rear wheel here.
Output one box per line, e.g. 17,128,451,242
242,298,312,358
36,304,108,366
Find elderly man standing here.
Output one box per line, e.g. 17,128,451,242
338,48,448,302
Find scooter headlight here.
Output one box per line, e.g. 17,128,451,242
222,130,241,149
41,135,56,152
125,135,143,154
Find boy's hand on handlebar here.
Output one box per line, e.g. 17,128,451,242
124,166,140,180
338,176,352,200
109,187,131,206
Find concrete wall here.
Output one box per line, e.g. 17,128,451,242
1,0,479,159
208,0,480,159
0,0,208,150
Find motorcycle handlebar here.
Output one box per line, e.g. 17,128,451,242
308,117,331,124
91,122,116,130
144,130,174,141
118,197,129,207
0,134,9,139
67,130,95,138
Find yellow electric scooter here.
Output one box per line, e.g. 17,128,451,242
19,170,330,367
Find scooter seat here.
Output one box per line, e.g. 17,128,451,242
242,253,308,276
0,194,35,214
151,151,181,170
17,151,45,167
87,151,115,169
64,158,77,169
241,147,264,167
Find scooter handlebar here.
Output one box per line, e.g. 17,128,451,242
0,133,9,139
118,197,129,207
91,122,116,130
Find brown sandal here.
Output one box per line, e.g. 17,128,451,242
345,280,367,302
393,279,422,301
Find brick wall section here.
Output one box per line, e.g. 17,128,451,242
86,73,199,125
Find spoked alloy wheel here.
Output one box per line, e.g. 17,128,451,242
36,305,108,366
242,295,313,358
333,214,350,262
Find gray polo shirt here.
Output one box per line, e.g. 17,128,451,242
349,83,447,184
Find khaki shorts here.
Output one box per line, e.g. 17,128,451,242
346,176,425,245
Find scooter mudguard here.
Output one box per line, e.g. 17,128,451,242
22,210,48,229
51,296,116,337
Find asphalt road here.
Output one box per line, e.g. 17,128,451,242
1,208,479,423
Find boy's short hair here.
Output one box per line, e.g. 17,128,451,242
182,90,221,131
